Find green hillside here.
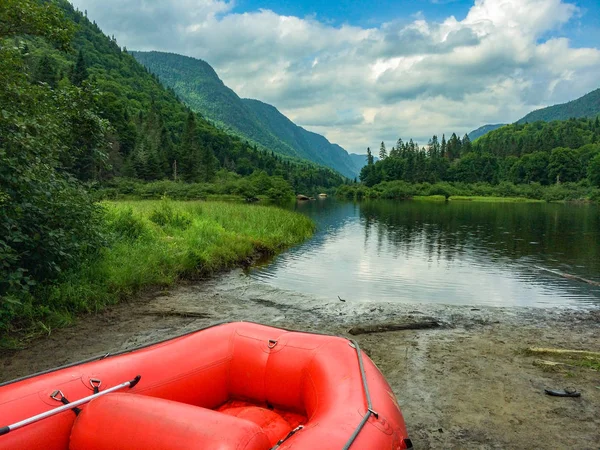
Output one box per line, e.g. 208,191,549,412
468,124,506,141
1,0,347,335
242,99,361,178
469,88,600,140
129,51,300,160
22,3,344,192
517,88,600,124
131,51,361,178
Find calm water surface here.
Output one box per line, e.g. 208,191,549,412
250,200,600,307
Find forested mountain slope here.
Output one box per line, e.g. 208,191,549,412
131,51,361,178
468,124,506,141
517,88,600,124
242,98,360,178
27,1,345,191
2,0,347,335
469,88,600,140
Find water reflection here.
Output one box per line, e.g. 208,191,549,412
250,200,600,307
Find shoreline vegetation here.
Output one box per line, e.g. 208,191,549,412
1,200,314,347
336,180,600,203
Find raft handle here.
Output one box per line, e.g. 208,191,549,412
268,339,278,349
50,390,65,402
89,378,102,394
0,375,141,437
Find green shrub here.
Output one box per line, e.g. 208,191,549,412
105,207,149,241
148,200,193,229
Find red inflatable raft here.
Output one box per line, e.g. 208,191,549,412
0,322,412,449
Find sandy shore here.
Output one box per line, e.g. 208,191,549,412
1,270,599,449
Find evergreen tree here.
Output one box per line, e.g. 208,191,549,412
379,141,387,160
461,134,472,155
441,134,447,159
588,153,600,186
33,55,57,87
180,112,201,181
71,49,88,86
366,147,374,165
199,143,218,182
396,138,404,157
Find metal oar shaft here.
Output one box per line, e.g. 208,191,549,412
0,375,141,436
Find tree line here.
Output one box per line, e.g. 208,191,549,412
0,0,344,331
360,117,600,187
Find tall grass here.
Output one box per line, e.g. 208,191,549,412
3,200,314,343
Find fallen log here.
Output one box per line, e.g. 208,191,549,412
140,311,211,319
348,320,440,335
536,266,600,287
533,359,574,369
527,347,600,358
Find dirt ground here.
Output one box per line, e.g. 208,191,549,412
1,270,599,449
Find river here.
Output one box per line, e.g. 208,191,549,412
249,199,600,307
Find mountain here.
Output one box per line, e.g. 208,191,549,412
23,1,344,192
347,153,380,176
241,99,361,178
348,153,367,176
469,88,600,140
131,51,361,178
468,124,506,141
517,88,600,124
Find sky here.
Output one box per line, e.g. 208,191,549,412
70,0,600,155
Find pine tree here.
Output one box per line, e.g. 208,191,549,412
180,112,201,181
366,147,374,165
462,134,472,155
71,50,88,86
199,143,218,182
441,134,447,159
396,138,404,158
379,141,387,160
33,55,57,88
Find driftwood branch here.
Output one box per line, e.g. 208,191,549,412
348,320,440,336
527,347,600,358
536,266,600,287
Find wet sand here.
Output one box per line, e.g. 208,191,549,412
1,270,599,449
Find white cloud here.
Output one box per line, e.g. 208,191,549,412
71,0,600,154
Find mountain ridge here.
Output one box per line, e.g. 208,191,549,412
469,88,600,140
131,50,362,178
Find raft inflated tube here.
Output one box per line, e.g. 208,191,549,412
0,376,140,436
0,322,411,449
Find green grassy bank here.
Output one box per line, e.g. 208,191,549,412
412,195,544,203
1,200,314,346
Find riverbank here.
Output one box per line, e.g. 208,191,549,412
412,195,545,203
337,180,600,203
0,200,314,346
0,271,598,448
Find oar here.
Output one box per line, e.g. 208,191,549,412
0,375,141,436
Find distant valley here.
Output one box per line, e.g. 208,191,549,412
132,51,363,178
